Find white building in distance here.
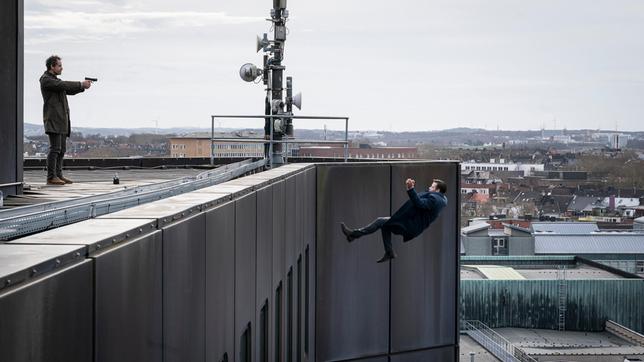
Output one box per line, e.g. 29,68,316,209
461,159,544,176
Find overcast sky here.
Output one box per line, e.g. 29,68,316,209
24,0,644,132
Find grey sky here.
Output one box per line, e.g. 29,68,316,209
24,0,644,132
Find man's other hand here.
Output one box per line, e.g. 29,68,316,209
405,178,415,190
82,80,92,89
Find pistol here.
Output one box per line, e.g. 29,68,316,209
85,77,98,82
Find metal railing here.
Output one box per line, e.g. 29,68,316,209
0,159,266,241
210,115,350,168
461,320,537,362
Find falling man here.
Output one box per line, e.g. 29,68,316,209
340,178,448,263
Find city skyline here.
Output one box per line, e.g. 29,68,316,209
23,0,644,132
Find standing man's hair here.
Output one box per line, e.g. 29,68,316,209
433,179,447,193
46,55,61,70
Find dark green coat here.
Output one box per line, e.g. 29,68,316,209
40,71,84,135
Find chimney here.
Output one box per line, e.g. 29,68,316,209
609,195,616,211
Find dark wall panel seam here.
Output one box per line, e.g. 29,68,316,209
387,164,392,357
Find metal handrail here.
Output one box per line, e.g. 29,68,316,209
0,159,266,241
461,320,537,362
210,114,350,167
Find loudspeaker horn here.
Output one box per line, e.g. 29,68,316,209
292,92,302,110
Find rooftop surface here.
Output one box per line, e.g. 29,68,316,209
3,168,205,208
459,335,501,362
461,264,626,280
497,328,644,358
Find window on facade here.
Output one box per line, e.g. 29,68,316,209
260,301,268,362
305,247,310,355
275,283,282,362
287,267,293,362
240,322,251,362
297,256,302,360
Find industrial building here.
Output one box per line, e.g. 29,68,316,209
461,221,644,277
460,256,644,362
169,137,265,158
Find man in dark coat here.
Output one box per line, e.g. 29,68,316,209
40,55,91,185
340,178,448,263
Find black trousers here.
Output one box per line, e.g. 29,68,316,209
47,133,67,180
357,216,394,254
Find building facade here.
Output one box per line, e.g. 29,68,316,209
461,159,544,176
295,146,418,159
169,137,263,158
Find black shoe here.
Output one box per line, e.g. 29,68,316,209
377,251,397,263
340,223,357,242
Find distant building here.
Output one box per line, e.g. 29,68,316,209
461,221,644,276
461,255,644,337
610,133,628,149
168,137,263,158
294,146,418,159
461,159,544,176
541,129,564,139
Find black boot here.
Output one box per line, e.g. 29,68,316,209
376,250,397,263
340,223,360,242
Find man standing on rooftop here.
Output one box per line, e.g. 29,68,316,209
340,178,448,263
40,55,92,185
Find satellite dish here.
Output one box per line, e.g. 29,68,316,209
292,92,302,110
239,63,262,82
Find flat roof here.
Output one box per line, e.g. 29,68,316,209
5,168,205,208
461,264,627,280
535,234,644,254
459,335,501,361
495,328,644,357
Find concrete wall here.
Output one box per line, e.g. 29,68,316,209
0,0,23,196
0,161,460,362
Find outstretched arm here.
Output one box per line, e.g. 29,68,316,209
41,77,89,95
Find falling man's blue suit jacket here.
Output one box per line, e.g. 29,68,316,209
384,189,448,242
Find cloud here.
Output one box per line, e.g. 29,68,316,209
25,11,265,41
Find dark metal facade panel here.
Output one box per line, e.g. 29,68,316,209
283,175,297,361
389,345,456,362
256,185,274,362
162,213,206,362
0,259,93,362
304,167,317,362
272,180,286,285
390,163,460,352
295,171,306,255
92,231,163,362
271,180,286,362
316,164,391,362
235,193,257,362
284,175,297,267
0,0,23,197
205,202,236,362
